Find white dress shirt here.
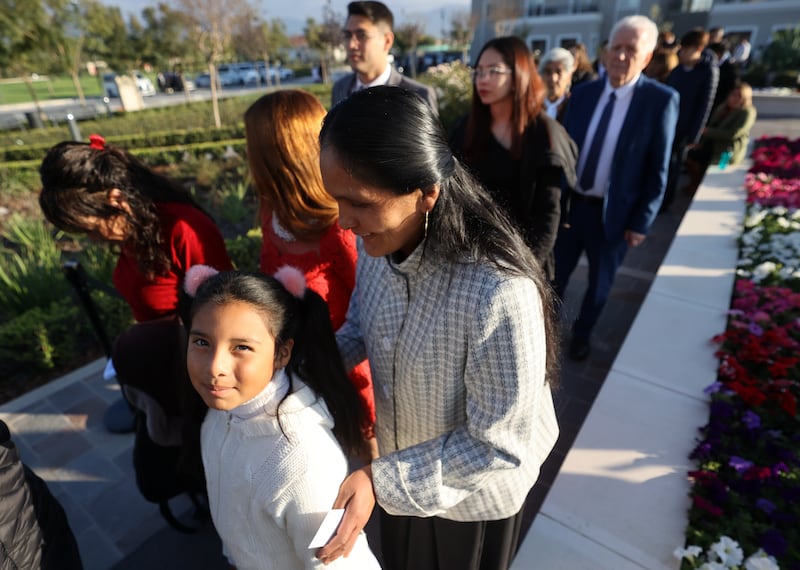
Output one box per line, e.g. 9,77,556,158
354,64,392,92
577,74,639,198
544,96,565,119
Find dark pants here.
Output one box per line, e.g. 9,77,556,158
663,138,689,211
379,507,524,570
553,197,628,340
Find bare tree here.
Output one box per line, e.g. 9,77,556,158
303,0,342,84
174,0,254,128
394,22,427,78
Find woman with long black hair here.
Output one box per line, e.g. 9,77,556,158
316,86,560,570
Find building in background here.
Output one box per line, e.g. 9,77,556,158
469,0,799,64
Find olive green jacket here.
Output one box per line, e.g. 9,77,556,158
701,103,757,166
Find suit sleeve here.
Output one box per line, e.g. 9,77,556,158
629,88,679,235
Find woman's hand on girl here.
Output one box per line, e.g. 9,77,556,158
316,464,375,564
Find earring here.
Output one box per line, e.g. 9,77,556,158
424,210,429,240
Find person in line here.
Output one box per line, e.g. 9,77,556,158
568,43,597,88
39,137,233,450
183,266,380,569
331,1,437,112
450,37,577,280
554,15,679,362
244,90,376,458
316,86,560,570
708,41,741,111
732,36,751,69
683,82,757,196
540,46,576,123
663,28,719,212
593,40,609,80
644,49,679,84
0,419,83,569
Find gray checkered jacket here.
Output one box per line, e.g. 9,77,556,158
338,241,559,521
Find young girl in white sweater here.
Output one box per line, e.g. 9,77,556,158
183,265,380,569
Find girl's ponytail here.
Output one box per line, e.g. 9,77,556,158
275,267,366,457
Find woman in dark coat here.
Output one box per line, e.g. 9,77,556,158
451,36,578,280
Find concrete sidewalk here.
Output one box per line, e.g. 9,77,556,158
0,117,797,569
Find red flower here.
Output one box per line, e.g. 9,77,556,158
693,495,724,517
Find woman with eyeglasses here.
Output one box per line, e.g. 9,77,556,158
450,36,578,281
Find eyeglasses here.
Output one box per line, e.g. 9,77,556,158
341,30,373,43
470,66,513,80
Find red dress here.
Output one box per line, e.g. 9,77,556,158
260,215,376,431
113,201,233,322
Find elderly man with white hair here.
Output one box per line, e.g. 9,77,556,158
540,47,575,123
553,15,679,361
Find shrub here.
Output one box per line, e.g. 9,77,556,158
0,215,71,317
417,62,473,133
226,228,263,273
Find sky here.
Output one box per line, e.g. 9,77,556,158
105,0,472,37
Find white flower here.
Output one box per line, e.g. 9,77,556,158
708,535,744,567
744,549,780,570
699,563,727,570
674,545,704,561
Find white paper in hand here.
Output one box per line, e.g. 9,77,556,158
308,509,345,549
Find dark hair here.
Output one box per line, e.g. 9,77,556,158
39,141,204,278
681,29,709,49
185,270,365,455
465,36,545,161
320,86,559,385
347,1,393,29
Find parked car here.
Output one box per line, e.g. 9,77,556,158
215,64,242,87
232,62,260,85
193,72,216,89
103,72,156,98
256,62,295,83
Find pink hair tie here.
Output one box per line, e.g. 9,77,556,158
274,266,306,299
88,134,106,150
184,264,219,296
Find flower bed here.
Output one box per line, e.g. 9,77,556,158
677,137,800,570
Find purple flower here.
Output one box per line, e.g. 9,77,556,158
756,498,777,514
741,410,762,429
760,529,788,557
729,456,754,472
704,381,724,395
748,322,764,336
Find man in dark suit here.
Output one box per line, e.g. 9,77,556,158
554,15,679,361
331,1,438,113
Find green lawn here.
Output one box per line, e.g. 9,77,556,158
0,73,129,105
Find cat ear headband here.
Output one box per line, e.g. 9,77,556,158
183,264,306,298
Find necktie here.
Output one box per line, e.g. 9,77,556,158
579,92,616,192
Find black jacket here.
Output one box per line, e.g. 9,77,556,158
0,420,82,570
450,112,578,280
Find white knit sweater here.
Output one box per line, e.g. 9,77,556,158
201,370,380,569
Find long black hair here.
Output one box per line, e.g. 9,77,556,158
39,141,205,278
184,270,365,455
320,86,560,386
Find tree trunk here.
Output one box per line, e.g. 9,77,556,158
21,75,45,124
208,62,222,129
70,71,86,106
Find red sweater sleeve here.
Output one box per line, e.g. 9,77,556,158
113,202,232,322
